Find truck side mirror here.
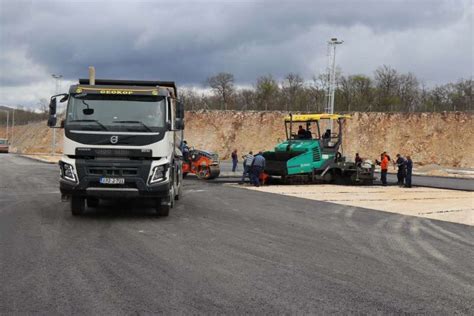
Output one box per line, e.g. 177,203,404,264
47,116,57,127
176,118,185,130
49,97,57,116
47,97,57,127
177,101,185,119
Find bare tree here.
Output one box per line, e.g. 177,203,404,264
38,98,49,114
207,72,235,110
282,73,304,111
374,65,400,111
255,75,279,111
398,73,420,112
236,89,256,110
338,75,373,112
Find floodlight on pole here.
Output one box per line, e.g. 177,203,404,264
51,74,63,155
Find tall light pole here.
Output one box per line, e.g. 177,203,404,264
11,109,15,148
325,38,343,130
51,74,62,155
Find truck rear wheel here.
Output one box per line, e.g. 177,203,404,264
71,196,85,216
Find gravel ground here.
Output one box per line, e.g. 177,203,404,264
237,184,474,226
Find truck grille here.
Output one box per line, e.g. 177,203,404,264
87,167,138,176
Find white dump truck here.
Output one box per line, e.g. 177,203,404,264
47,71,185,216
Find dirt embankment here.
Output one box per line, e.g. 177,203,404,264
185,111,474,168
1,111,472,168
0,121,63,155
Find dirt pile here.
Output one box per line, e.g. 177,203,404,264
1,111,472,168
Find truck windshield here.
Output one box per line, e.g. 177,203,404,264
66,94,166,132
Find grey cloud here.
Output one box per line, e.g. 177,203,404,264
0,0,471,92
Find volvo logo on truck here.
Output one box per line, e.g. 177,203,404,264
110,135,119,144
46,67,185,217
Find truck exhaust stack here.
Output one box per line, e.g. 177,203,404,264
88,66,95,85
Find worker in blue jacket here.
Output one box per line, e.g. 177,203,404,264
404,155,413,188
250,152,266,187
395,154,406,186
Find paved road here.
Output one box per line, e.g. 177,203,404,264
1,154,473,314
219,161,474,191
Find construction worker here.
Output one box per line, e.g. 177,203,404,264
376,152,389,186
404,155,413,188
297,125,306,139
355,153,363,166
322,129,331,139
395,154,406,186
322,129,331,147
239,151,254,184
181,140,190,162
250,151,266,187
231,149,238,172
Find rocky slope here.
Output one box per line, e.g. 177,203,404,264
1,111,472,168
185,111,473,168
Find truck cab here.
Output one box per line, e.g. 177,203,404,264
48,79,185,216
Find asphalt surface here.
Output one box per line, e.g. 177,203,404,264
1,154,473,314
219,161,474,191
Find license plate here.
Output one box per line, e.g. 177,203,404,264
99,177,125,185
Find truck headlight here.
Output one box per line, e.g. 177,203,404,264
149,164,168,184
60,162,77,183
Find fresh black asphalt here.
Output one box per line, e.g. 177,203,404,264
1,154,473,314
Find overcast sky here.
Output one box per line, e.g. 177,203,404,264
0,0,472,108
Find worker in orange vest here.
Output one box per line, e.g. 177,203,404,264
379,152,389,186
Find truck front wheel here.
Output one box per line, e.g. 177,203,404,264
71,196,85,216
155,185,174,217
155,203,170,217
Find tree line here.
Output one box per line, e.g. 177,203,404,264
181,65,472,113
0,100,49,127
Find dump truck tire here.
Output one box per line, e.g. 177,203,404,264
156,203,170,217
156,185,174,217
71,196,85,216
